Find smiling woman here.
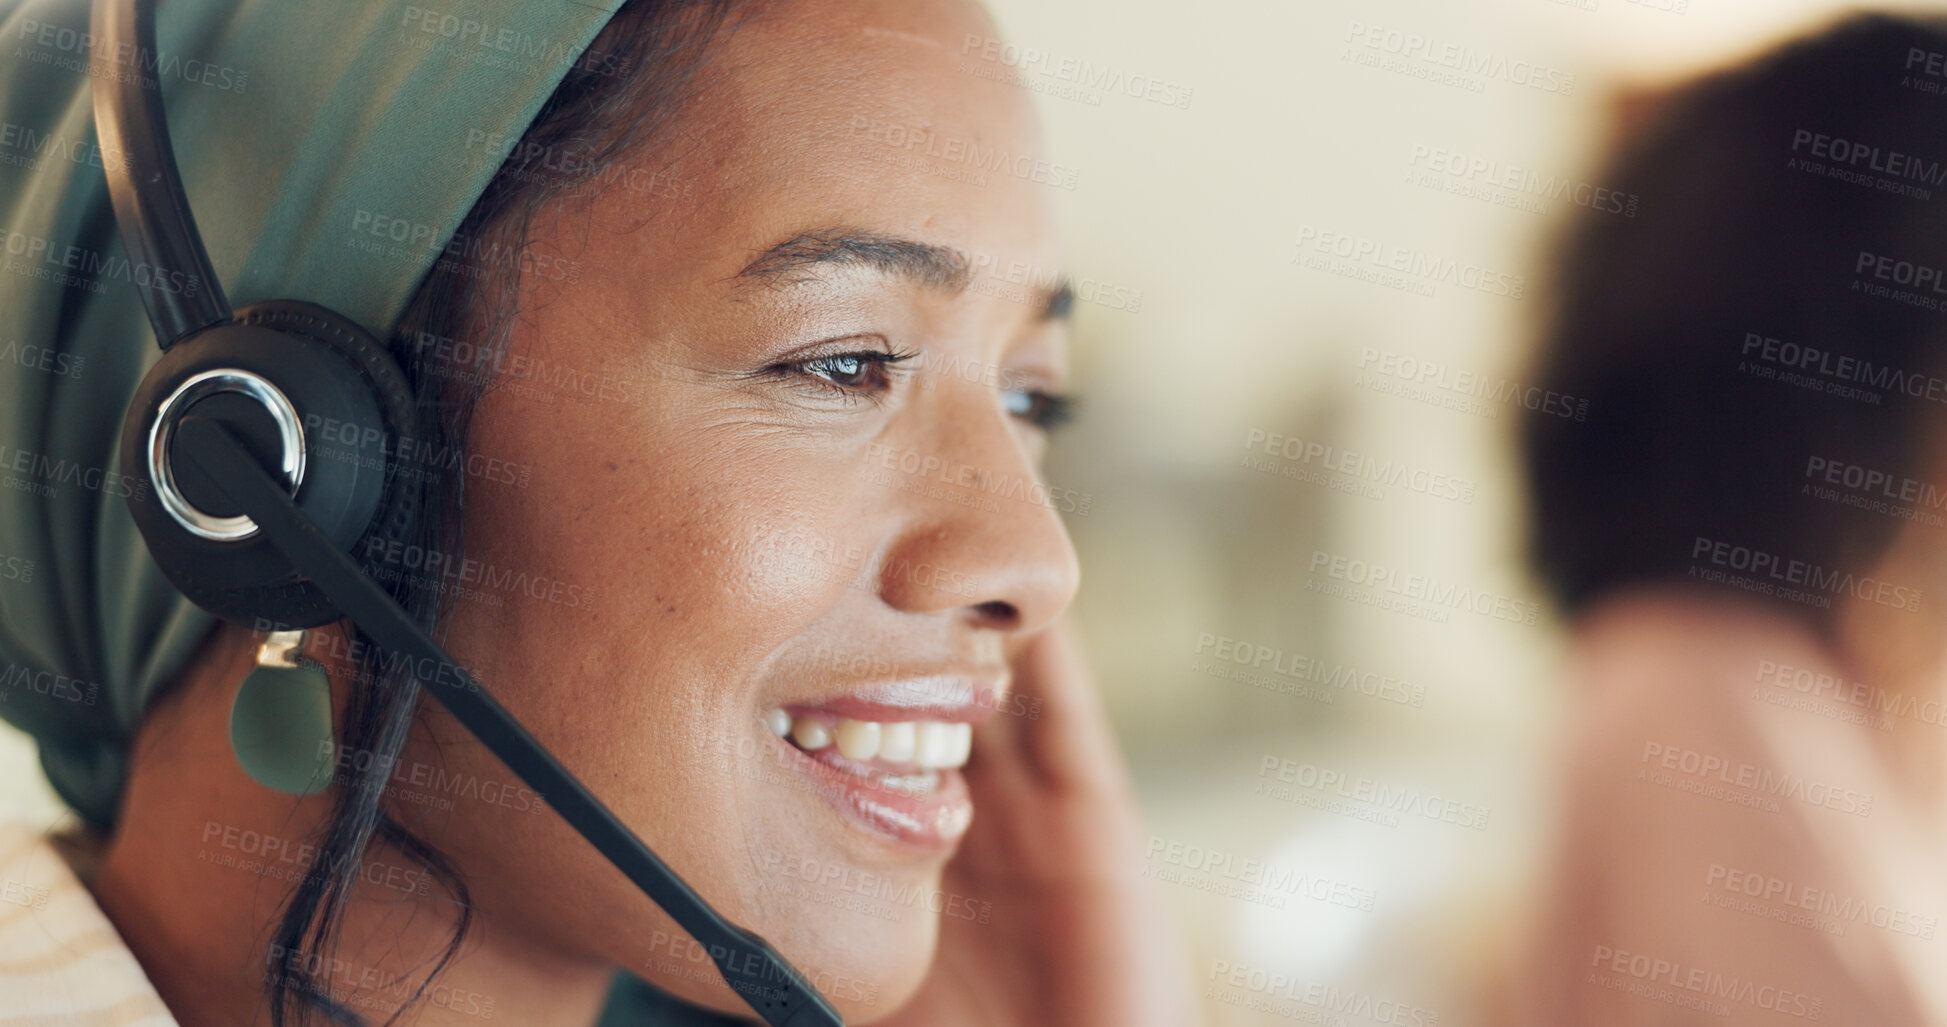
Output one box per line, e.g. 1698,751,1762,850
0,0,1194,1024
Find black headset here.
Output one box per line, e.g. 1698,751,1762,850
88,0,842,1023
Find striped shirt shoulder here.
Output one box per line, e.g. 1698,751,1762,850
0,813,178,1025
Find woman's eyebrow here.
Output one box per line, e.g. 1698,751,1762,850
735,227,972,290
733,226,1073,322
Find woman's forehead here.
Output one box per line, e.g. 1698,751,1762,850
554,1,1065,320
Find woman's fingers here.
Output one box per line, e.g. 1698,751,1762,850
981,616,1134,798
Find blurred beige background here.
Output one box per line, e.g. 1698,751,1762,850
8,0,1947,1023
985,0,1947,1023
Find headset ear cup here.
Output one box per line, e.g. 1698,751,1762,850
236,299,423,585
120,302,421,629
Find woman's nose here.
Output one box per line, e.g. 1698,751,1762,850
869,383,1082,635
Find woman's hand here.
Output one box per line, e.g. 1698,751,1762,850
876,618,1202,1027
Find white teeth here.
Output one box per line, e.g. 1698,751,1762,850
880,721,917,763
915,722,953,768
767,709,971,770
834,719,882,761
791,718,832,751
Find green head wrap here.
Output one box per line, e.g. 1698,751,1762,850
0,0,621,830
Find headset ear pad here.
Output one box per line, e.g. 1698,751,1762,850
120,300,421,629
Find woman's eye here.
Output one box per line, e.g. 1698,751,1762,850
775,348,917,399
804,353,884,388
1003,388,1075,431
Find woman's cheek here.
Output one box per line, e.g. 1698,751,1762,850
732,517,876,616
454,385,943,991
692,442,893,626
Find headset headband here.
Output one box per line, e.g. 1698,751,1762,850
89,0,226,346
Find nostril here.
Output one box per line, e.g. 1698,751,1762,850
972,599,1019,628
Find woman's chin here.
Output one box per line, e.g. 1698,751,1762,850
824,948,934,1026
749,853,946,1019
636,903,940,1022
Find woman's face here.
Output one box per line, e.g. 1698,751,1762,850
385,0,1078,1015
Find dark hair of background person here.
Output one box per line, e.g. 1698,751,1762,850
251,2,748,1022
1520,13,1947,640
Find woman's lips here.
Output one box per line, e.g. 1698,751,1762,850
762,705,978,850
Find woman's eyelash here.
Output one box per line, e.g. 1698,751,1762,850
770,348,918,398
765,348,1075,431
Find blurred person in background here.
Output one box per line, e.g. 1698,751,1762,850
1516,14,1947,1025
